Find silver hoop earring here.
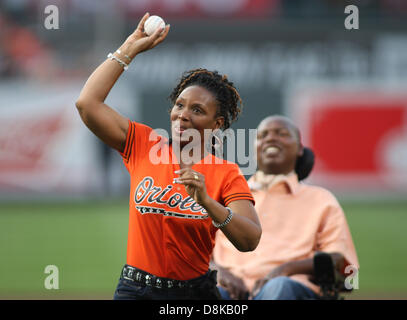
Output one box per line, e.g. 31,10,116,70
206,129,224,157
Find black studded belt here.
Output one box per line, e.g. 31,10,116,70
121,264,214,289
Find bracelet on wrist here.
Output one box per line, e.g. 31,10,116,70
212,207,234,229
107,53,129,71
116,49,132,63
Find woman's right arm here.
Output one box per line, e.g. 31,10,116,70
75,13,170,153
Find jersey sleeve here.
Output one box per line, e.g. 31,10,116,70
119,120,159,172
221,164,255,207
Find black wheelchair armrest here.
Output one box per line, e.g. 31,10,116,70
313,252,352,300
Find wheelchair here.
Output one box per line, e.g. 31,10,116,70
313,252,353,300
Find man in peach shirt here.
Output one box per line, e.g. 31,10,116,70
212,115,359,300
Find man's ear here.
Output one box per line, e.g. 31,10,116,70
298,143,304,157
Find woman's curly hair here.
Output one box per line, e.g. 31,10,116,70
168,68,242,130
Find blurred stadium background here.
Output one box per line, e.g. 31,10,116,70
1,0,406,299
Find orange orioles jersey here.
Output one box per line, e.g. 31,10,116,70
119,120,254,280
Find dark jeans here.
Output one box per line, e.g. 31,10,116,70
113,269,222,300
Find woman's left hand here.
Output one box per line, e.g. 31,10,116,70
173,168,208,205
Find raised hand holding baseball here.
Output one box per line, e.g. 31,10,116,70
118,13,170,60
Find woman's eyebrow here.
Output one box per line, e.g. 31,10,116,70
191,102,205,107
176,97,204,106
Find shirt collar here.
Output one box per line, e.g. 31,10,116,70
248,170,299,194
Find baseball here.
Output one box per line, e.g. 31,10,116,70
144,15,165,36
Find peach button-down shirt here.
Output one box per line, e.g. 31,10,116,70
213,173,359,294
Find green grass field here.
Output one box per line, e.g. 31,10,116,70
0,199,406,299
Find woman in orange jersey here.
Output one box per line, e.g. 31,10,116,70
75,13,261,300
